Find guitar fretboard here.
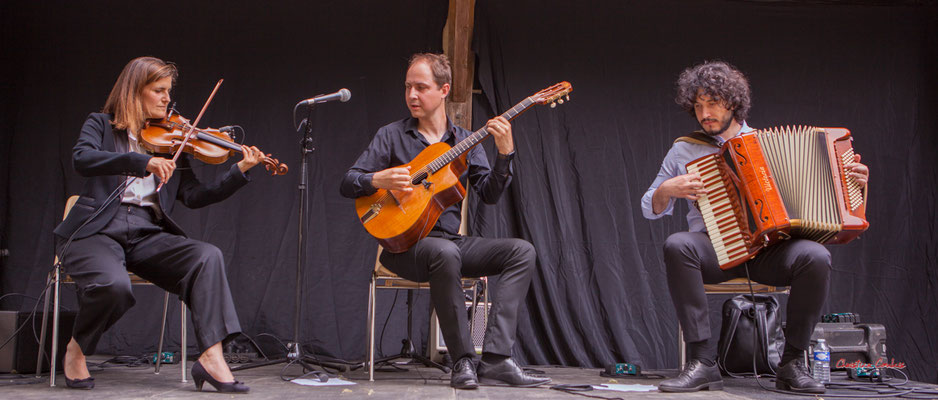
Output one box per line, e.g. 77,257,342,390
425,97,535,174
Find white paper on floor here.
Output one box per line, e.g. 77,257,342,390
292,377,357,386
592,383,657,392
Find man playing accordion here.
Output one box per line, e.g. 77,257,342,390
641,61,869,394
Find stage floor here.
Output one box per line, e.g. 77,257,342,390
2,355,935,399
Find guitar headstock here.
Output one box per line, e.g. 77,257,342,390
530,81,573,108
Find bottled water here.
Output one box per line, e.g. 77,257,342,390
812,339,831,383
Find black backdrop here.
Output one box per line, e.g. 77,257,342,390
2,0,937,383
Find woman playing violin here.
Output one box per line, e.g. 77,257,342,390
53,56,261,392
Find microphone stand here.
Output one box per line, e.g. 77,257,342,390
231,105,331,380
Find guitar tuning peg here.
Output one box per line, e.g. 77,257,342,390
550,102,557,108
566,95,570,101
558,99,564,104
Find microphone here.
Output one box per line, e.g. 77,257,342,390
298,88,351,106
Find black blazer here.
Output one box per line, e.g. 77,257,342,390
54,113,250,240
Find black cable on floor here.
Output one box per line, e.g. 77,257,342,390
237,332,269,360
252,332,291,356
377,290,400,358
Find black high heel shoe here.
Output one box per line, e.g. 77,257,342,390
64,375,95,389
191,360,249,393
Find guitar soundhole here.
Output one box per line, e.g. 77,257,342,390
411,171,428,185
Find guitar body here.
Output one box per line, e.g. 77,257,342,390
355,142,468,253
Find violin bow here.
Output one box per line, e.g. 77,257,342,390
156,79,223,192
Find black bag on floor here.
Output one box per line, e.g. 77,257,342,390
717,294,784,376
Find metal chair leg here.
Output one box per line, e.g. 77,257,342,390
468,281,479,341
482,278,489,329
367,272,376,382
36,271,54,378
180,302,187,383
155,292,170,374
50,267,61,387
678,325,686,369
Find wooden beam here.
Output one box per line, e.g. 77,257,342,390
443,0,475,130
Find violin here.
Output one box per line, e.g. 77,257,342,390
140,109,288,176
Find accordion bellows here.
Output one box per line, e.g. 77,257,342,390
686,126,869,270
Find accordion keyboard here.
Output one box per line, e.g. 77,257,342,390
687,155,749,266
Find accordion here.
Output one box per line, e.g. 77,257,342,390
686,126,868,270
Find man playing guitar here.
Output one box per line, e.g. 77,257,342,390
340,53,550,390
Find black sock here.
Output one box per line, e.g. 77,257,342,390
481,352,509,364
781,343,805,366
687,339,716,367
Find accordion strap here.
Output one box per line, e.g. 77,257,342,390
674,130,721,148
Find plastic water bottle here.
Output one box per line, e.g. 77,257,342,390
812,339,831,383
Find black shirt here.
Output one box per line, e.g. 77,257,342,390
340,117,513,235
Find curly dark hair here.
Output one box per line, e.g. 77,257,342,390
675,61,751,122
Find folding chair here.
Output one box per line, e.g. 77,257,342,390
36,196,188,386
364,196,488,381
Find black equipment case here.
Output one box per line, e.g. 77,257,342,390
809,322,887,370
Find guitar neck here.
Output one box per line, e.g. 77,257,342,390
426,97,535,174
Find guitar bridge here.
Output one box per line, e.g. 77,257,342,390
361,203,381,224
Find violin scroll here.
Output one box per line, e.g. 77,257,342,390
261,154,288,175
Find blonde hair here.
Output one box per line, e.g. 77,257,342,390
102,56,177,131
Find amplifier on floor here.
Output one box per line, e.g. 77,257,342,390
809,322,886,370
0,310,76,374
429,301,489,363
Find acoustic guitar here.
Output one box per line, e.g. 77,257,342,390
355,81,573,253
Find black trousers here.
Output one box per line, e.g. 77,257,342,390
663,232,831,351
379,233,535,360
54,204,241,355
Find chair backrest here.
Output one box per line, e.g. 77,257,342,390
63,195,79,220
53,196,81,266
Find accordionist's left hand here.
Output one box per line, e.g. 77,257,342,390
846,153,869,188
